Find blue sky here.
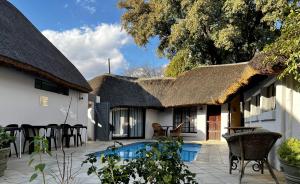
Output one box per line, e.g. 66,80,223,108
9,0,168,79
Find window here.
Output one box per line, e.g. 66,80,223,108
173,107,197,133
244,100,251,119
251,94,261,116
261,84,276,112
111,107,145,138
35,79,69,96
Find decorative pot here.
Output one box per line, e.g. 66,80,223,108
0,148,10,177
280,160,300,184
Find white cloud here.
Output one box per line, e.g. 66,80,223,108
42,24,131,79
76,0,96,14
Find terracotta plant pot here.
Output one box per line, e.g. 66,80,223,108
0,148,10,177
280,160,300,184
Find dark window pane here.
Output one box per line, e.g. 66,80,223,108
35,79,69,96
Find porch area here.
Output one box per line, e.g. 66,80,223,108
0,140,285,184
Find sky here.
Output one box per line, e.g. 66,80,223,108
9,0,169,79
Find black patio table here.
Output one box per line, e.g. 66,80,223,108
4,124,88,157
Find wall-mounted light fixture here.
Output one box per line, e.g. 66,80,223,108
79,93,84,100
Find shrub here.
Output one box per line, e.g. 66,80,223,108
277,138,300,167
83,138,198,184
0,127,14,149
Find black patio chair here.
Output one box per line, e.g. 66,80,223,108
21,124,37,154
5,124,19,157
61,124,76,148
74,124,84,147
46,124,58,151
223,131,282,184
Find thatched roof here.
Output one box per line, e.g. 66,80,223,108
0,1,91,92
90,62,257,108
163,63,257,106
89,75,166,108
249,53,286,75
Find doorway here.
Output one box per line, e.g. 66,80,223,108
206,105,221,140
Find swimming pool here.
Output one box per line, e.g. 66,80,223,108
93,142,201,162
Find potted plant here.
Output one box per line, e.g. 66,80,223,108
277,138,300,184
0,127,13,177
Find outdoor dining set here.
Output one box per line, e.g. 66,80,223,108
152,122,184,138
3,123,87,158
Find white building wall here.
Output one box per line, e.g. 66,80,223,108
143,105,231,141
195,105,207,140
0,67,88,127
145,109,158,139
244,76,300,170
221,104,229,142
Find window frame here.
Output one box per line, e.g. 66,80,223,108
173,107,197,133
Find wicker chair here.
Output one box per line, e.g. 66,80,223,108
152,123,166,138
223,131,282,184
170,123,184,137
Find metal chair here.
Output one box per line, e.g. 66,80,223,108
223,131,282,184
5,124,19,157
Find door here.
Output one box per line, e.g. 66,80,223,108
207,105,221,140
94,102,110,141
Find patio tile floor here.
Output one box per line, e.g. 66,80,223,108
0,140,285,184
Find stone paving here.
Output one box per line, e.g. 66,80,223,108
0,140,285,184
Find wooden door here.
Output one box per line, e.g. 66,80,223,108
207,106,221,140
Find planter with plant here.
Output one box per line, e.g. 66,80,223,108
0,127,13,177
277,138,300,184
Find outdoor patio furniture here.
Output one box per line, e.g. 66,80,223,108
21,124,37,154
152,123,167,138
74,124,84,147
46,124,58,151
61,124,76,148
223,131,282,184
5,124,19,157
170,123,184,137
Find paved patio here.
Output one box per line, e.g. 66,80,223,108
0,140,285,184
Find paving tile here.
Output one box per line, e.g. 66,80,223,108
0,140,285,184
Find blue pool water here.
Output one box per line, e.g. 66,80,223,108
93,142,201,162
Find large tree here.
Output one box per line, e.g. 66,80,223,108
118,0,291,76
264,5,300,82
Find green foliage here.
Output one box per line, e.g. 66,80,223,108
263,7,300,82
119,0,291,76
278,138,300,167
83,141,133,184
83,138,197,184
0,127,14,149
28,136,50,184
128,138,197,184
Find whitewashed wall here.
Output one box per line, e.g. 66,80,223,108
145,109,159,139
144,105,228,141
244,76,300,169
221,104,229,141
0,67,88,127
